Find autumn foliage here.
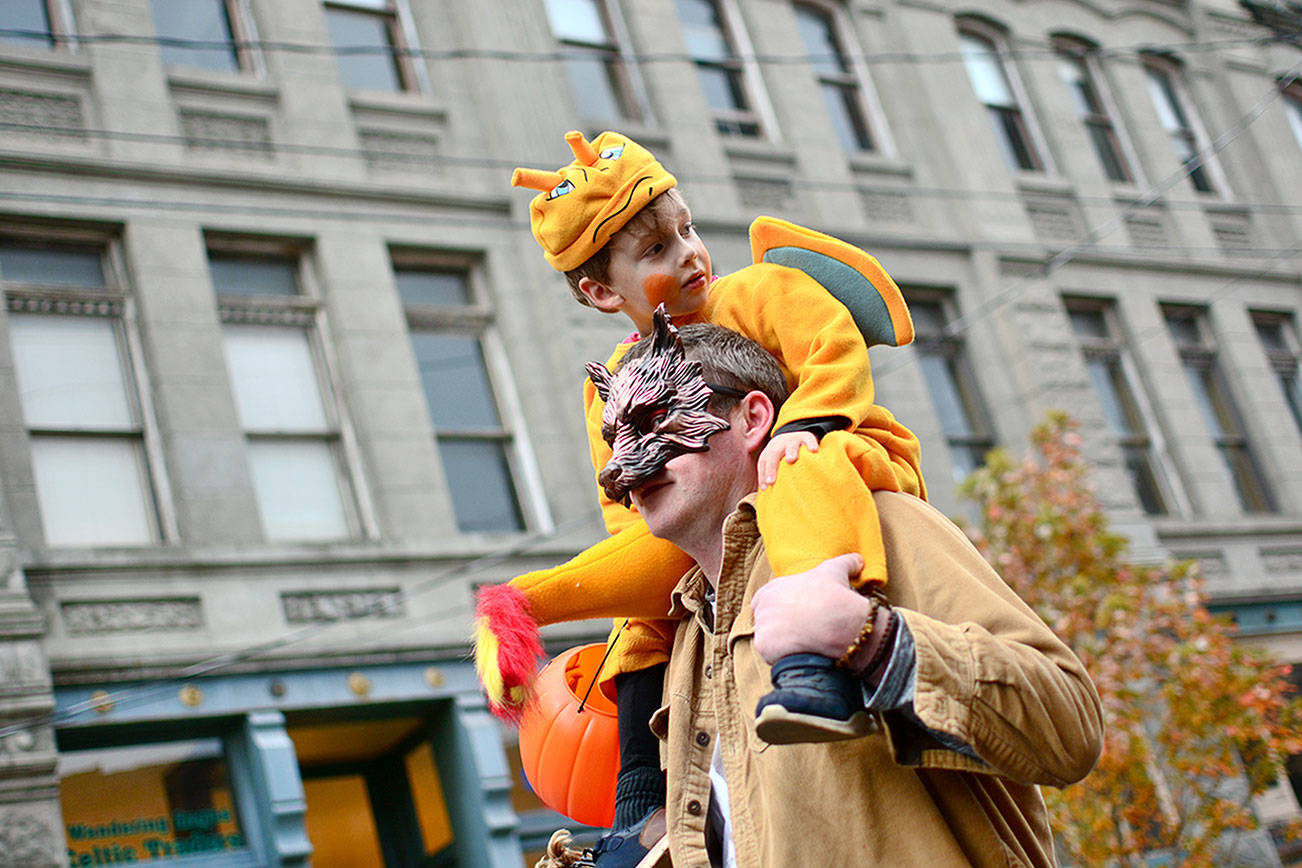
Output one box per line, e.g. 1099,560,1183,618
961,413,1302,867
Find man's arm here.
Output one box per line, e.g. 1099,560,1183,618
751,495,1103,787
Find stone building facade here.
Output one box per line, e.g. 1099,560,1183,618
0,0,1299,865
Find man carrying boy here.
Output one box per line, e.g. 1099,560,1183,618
476,130,925,858
593,317,1103,866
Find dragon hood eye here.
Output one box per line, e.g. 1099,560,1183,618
547,179,575,200
599,145,625,160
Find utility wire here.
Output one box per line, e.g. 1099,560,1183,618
0,29,1272,66
0,514,601,738
869,60,1302,381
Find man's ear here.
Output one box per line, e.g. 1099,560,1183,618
578,277,624,314
736,391,777,453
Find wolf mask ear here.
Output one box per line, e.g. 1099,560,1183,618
585,361,614,402
650,304,684,358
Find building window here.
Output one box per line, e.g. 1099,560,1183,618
676,0,762,137
1252,311,1302,436
793,2,876,153
0,0,69,49
1,240,163,547
1066,300,1171,515
957,23,1043,172
906,293,994,482
148,0,251,73
1054,39,1132,183
210,247,356,542
1164,306,1273,513
59,737,248,863
394,259,525,533
1144,59,1218,194
324,0,418,93
543,0,643,124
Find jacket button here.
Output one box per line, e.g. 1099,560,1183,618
687,800,702,816
704,665,712,678
695,731,710,747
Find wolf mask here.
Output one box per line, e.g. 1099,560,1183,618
585,306,732,504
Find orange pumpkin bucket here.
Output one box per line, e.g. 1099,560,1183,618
518,643,619,827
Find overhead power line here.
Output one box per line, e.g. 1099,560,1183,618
0,28,1274,66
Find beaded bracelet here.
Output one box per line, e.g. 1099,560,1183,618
836,585,889,669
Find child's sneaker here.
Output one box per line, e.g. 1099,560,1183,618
754,653,875,744
587,807,666,868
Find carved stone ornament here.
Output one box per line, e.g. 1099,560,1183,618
281,589,403,623
61,599,203,635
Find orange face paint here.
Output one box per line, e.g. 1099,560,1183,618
642,273,677,309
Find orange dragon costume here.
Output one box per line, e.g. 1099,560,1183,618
475,130,926,719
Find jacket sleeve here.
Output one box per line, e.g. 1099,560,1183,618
875,493,1104,788
704,265,878,436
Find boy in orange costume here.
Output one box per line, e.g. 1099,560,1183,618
475,130,925,843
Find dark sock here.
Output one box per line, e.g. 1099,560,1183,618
613,663,668,830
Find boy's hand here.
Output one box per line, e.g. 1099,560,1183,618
751,553,867,663
757,431,819,490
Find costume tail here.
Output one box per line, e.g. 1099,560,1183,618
473,522,694,722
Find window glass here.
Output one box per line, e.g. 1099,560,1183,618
32,436,155,545
676,0,731,61
562,56,626,122
959,34,1013,106
209,255,300,297
326,5,404,91
0,244,105,286
410,333,503,430
60,739,245,864
405,743,454,855
544,0,607,43
1286,93,1302,150
438,439,525,532
223,325,330,432
395,268,471,306
1068,308,1108,340
0,0,52,46
918,354,974,439
9,315,135,429
821,84,872,152
247,439,349,540
794,6,844,77
1255,319,1287,352
148,0,240,71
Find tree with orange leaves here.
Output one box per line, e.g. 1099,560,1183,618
961,413,1302,867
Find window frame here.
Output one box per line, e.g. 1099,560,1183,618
1163,304,1274,513
1064,297,1186,516
542,0,651,125
1052,36,1139,185
955,17,1051,174
148,0,261,75
323,0,428,95
390,250,548,535
207,236,374,543
675,0,774,138
793,0,893,156
1283,82,1302,152
904,289,996,483
0,229,177,547
1142,54,1227,196
1250,309,1302,437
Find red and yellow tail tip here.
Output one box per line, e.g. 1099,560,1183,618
473,583,545,723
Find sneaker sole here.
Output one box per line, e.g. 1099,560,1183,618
754,706,875,745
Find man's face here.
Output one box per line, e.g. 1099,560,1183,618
628,407,752,549
601,192,712,335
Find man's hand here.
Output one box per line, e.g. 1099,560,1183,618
757,431,819,490
751,553,870,664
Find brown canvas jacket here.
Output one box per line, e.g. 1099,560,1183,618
651,491,1103,867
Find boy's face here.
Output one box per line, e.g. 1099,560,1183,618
581,193,712,335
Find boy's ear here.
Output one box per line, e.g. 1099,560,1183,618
578,277,624,314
